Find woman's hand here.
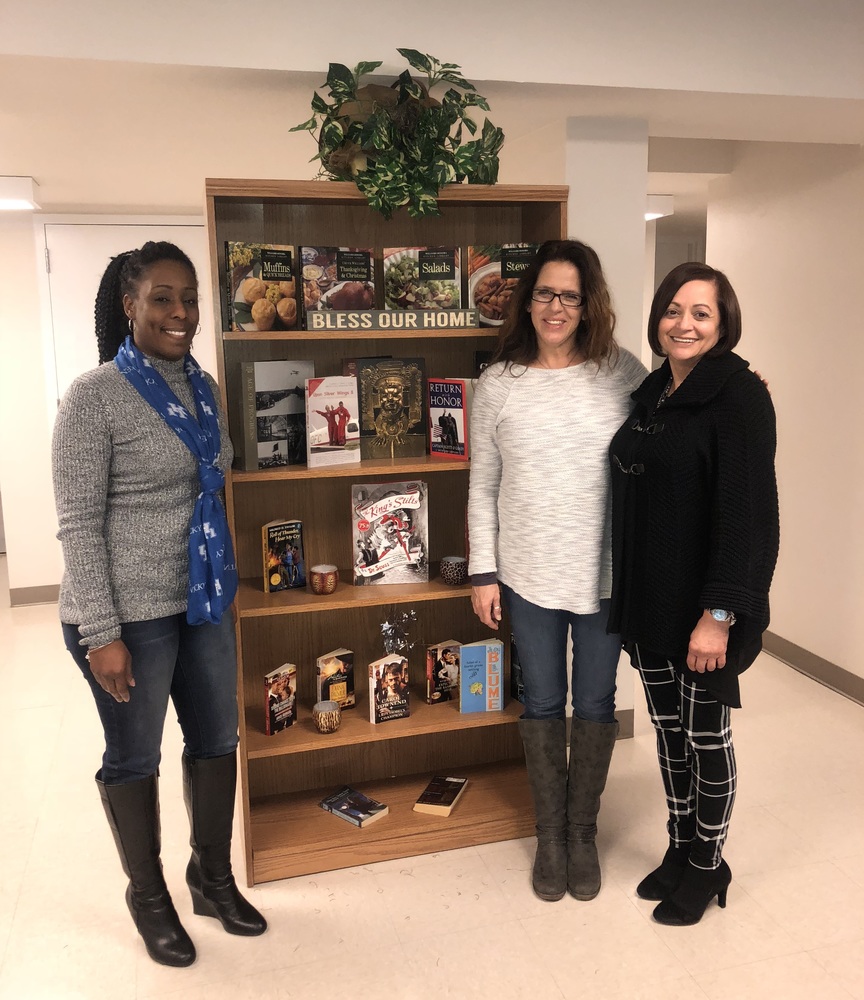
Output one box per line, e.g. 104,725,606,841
472,584,503,630
88,640,135,702
686,612,730,673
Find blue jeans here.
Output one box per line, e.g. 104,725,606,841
63,613,239,784
502,585,621,723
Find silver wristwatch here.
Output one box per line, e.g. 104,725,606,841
708,608,736,626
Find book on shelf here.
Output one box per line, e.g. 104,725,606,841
316,648,356,709
264,663,297,735
467,244,539,327
234,359,314,471
224,242,299,332
318,786,389,827
352,481,429,586
428,377,473,460
262,519,306,593
426,640,461,704
356,356,427,459
368,653,411,724
305,375,361,468
300,246,375,328
510,634,525,703
413,776,469,816
342,355,391,378
383,246,461,310
459,638,504,713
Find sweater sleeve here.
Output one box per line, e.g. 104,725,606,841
52,377,122,649
467,366,509,582
699,371,780,628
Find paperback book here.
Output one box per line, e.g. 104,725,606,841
467,244,539,326
264,663,297,735
413,776,469,816
316,648,356,709
428,378,472,460
305,375,360,468
318,786,389,827
426,640,461,704
235,359,314,470
262,519,306,593
356,356,427,459
300,246,375,328
352,481,428,585
459,638,504,713
383,247,461,310
225,242,299,332
368,653,411,724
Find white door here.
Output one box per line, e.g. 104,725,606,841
39,221,218,403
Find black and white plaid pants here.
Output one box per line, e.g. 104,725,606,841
633,644,737,870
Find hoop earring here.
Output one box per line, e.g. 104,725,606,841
194,323,201,338
127,318,134,336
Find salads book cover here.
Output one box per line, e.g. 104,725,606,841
383,247,462,311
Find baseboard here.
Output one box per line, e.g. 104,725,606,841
763,631,864,707
9,584,60,607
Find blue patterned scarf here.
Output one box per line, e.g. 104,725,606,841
115,336,237,625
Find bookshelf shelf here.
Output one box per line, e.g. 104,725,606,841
206,178,568,884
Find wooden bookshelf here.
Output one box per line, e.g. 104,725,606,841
205,179,568,883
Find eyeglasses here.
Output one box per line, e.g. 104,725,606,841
531,288,585,308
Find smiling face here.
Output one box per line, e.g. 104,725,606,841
123,259,199,361
657,279,721,378
528,261,584,360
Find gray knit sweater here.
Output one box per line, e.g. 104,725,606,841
52,357,232,648
467,351,647,614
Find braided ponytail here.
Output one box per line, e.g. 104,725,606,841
94,241,198,364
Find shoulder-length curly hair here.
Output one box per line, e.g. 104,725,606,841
489,239,618,368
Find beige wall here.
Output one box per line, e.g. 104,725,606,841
706,142,864,678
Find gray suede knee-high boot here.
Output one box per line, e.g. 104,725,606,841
567,717,618,900
519,718,568,901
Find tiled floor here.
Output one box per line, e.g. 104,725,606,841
1,553,863,999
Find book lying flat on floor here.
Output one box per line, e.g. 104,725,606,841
413,776,468,816
318,786,389,827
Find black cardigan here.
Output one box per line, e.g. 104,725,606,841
608,352,779,705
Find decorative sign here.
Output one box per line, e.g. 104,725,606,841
306,309,480,332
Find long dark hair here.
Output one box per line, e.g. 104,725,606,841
94,241,197,363
490,239,618,368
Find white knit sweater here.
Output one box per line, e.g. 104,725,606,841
467,351,647,614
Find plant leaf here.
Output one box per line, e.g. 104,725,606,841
354,60,383,80
397,48,433,76
289,115,319,133
326,62,356,98
319,119,345,152
439,71,475,91
311,92,330,114
359,109,392,150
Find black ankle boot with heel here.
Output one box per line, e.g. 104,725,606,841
636,842,691,901
652,859,732,925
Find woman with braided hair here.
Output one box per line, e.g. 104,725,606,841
52,242,266,968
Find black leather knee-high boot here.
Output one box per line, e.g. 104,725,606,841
182,751,267,936
97,773,196,967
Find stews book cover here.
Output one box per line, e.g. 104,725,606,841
316,648,356,710
356,357,427,460
262,519,306,593
459,639,504,713
426,640,461,704
264,662,297,735
300,246,375,328
413,776,469,816
318,786,389,827
467,244,539,326
225,242,299,332
235,359,314,470
352,481,428,586
383,247,461,310
368,653,410,725
305,375,360,469
428,377,472,460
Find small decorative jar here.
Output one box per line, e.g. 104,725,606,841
312,700,342,734
309,564,339,595
440,555,468,586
